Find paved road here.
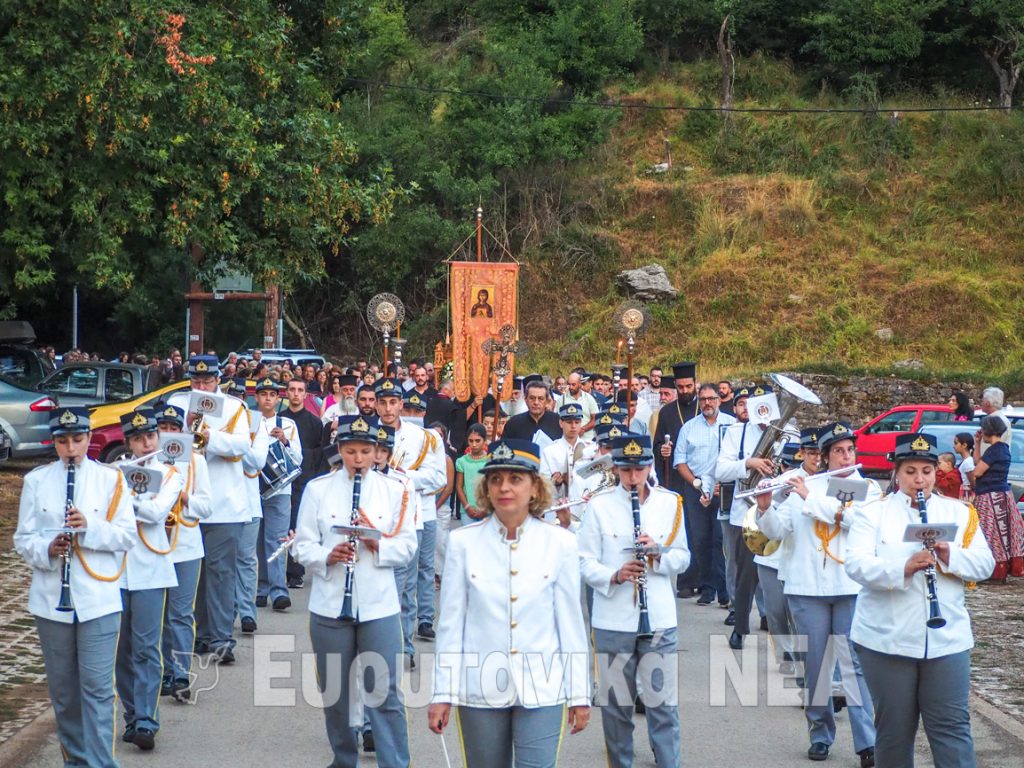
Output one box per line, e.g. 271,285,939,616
18,589,1024,768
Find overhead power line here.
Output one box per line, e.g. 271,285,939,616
344,77,1018,115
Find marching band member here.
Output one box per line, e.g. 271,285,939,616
253,377,303,613
714,386,777,647
294,415,416,768
167,354,252,664
756,422,877,766
15,406,135,768
429,439,590,766
156,403,213,703
236,381,271,634
578,434,689,768
846,432,993,768
375,377,446,657
539,402,594,525
116,408,184,749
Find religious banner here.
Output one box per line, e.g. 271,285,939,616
450,261,519,402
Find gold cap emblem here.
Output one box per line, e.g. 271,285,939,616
131,412,148,429
492,443,514,461
377,427,388,440
608,404,622,414
795,449,804,461
163,406,178,418
833,424,848,435
609,426,622,438
409,395,421,404
754,386,765,396
352,417,369,433
59,409,78,426
910,435,931,452
381,380,394,390
598,414,612,425
195,360,208,373
623,440,643,457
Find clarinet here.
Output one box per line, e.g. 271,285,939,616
915,490,946,629
630,485,654,640
338,470,362,623
56,460,76,613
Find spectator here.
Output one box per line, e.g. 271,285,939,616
972,416,1024,581
948,391,973,421
454,424,489,522
979,387,1012,445
935,452,962,498
953,433,975,493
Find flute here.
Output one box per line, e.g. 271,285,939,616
734,464,864,501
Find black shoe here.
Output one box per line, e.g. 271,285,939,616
255,595,268,608
696,594,713,606
408,654,416,671
417,622,436,640
287,576,304,589
160,676,173,696
171,679,191,703
362,729,375,753
676,587,699,598
133,727,156,750
123,725,136,743
241,617,257,634
634,695,646,715
832,695,846,713
193,641,210,656
718,600,731,609
213,646,235,665
273,596,292,611
759,616,769,631
808,742,829,761
724,610,736,626
728,631,743,650
859,748,875,768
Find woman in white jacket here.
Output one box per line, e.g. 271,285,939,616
846,432,994,768
429,438,590,767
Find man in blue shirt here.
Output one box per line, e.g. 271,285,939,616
673,383,736,606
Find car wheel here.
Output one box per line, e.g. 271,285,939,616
101,443,130,464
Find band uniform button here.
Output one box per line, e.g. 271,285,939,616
511,620,519,628
510,569,519,576
510,648,519,655
510,595,519,602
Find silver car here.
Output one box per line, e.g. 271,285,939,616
0,373,58,458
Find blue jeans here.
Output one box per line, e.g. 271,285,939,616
394,545,419,657
416,520,436,626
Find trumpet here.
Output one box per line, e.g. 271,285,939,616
734,464,863,501
189,412,207,453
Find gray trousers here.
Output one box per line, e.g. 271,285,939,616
163,558,202,681
721,519,737,600
258,493,291,601
726,523,759,635
395,534,420,656
856,645,976,768
456,704,565,768
416,520,437,625
787,594,875,752
196,522,242,652
117,588,167,732
309,612,410,768
235,517,260,621
756,564,794,662
592,627,680,768
36,613,121,768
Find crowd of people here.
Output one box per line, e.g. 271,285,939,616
13,350,1022,768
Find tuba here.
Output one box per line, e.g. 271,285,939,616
740,373,820,556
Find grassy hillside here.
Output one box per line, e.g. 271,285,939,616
518,58,1024,383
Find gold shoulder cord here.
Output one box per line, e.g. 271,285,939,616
814,501,850,566
408,430,435,471
358,487,410,538
73,472,127,582
221,403,248,464
174,456,199,528
937,503,981,589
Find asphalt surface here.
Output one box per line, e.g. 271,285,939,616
17,586,1024,768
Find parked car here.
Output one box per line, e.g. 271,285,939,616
86,379,190,462
0,320,51,387
854,405,960,474
37,362,162,408
0,374,59,458
0,425,12,463
919,422,1024,514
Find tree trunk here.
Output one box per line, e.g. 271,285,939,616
282,305,309,349
717,15,735,115
983,39,1021,112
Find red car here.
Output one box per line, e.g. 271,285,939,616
854,404,958,473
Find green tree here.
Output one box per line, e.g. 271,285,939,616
0,1,397,326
